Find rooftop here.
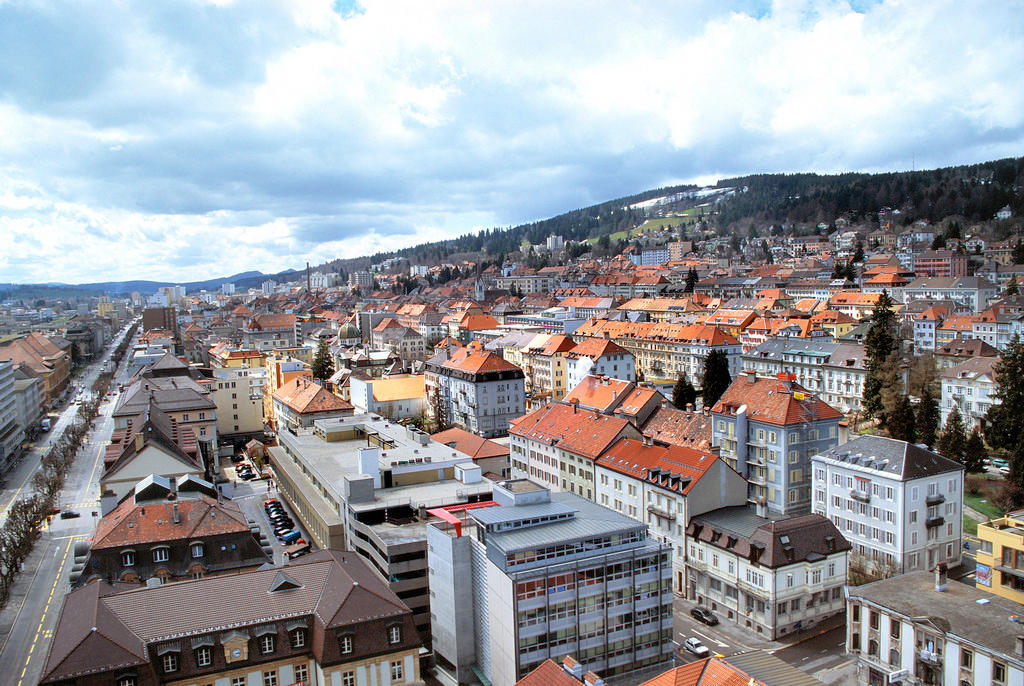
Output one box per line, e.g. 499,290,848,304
812,435,963,480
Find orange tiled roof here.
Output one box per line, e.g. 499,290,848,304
596,437,719,495
92,495,250,549
712,374,843,425
441,347,522,375
510,403,634,459
563,376,634,411
273,377,353,414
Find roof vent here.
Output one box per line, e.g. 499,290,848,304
269,571,302,593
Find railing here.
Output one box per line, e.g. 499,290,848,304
925,493,945,506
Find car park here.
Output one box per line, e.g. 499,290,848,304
684,637,709,657
690,607,719,625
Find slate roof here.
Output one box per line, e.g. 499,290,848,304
813,435,963,480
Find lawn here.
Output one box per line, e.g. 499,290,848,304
966,492,1002,520
964,514,978,536
965,475,1003,520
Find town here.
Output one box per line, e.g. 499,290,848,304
1,167,1023,686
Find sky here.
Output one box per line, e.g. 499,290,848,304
0,0,1022,285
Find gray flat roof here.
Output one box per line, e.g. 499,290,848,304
849,572,1024,662
471,500,576,526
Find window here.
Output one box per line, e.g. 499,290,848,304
891,620,900,639
118,677,137,686
994,661,1006,683
339,635,353,654
153,547,169,563
232,678,246,686
342,673,355,686
388,625,402,644
260,634,275,654
391,661,403,681
263,671,278,686
290,629,306,648
191,543,204,558
869,610,879,630
294,664,308,685
162,653,179,673
811,570,822,584
121,550,135,567
961,648,973,669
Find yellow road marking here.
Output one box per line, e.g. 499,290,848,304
17,537,76,686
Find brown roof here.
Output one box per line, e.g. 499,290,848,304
244,313,297,331
517,659,583,685
712,374,843,426
441,347,523,375
641,405,713,449
92,495,251,549
564,338,630,360
639,658,761,686
596,437,720,495
510,403,636,459
273,377,354,414
431,427,510,460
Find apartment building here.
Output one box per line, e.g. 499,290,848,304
518,333,577,400
0,360,22,473
594,436,748,593
565,338,636,390
509,402,641,497
914,250,968,278
686,507,850,639
742,339,868,414
711,372,843,515
211,365,265,439
940,356,997,430
811,436,964,573
902,276,997,312
41,550,422,686
847,567,1024,686
268,415,493,642
572,320,742,385
241,313,298,351
427,480,674,684
0,331,71,403
272,376,354,431
426,344,526,438
350,374,427,420
976,509,1024,604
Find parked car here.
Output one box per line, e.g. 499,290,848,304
59,510,81,519
230,454,246,464
684,637,709,657
690,607,719,625
280,529,302,544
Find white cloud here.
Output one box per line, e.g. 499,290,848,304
0,0,1021,284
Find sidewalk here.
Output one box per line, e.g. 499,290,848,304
0,530,51,656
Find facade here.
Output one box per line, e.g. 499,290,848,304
40,550,422,686
742,339,868,414
812,436,964,573
711,372,843,515
940,356,997,430
268,415,494,643
0,332,72,403
0,360,22,473
902,277,997,312
427,480,674,684
975,510,1024,604
142,306,177,334
686,506,850,639
427,345,526,438
12,363,44,436
565,338,636,391
211,366,265,439
519,333,577,400
272,376,354,430
241,313,298,351
847,568,1024,686
913,250,968,278
350,374,427,420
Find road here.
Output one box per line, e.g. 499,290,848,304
0,321,136,686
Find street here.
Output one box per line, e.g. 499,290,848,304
0,322,135,686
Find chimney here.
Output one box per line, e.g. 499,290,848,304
747,370,758,383
172,503,180,524
642,435,652,447
562,656,583,679
935,562,948,592
134,432,144,451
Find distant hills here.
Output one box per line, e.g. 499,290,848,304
0,269,299,299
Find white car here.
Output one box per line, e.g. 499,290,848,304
684,637,709,657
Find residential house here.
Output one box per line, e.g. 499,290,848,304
940,357,998,429
272,377,354,431
426,344,526,438
0,332,71,403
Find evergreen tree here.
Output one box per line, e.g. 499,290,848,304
963,428,988,474
862,290,898,421
938,405,968,464
1013,242,1024,265
915,385,941,449
888,395,916,443
985,334,1024,451
1008,278,1020,296
852,242,864,264
701,350,732,409
684,268,699,293
672,374,697,410
311,338,335,382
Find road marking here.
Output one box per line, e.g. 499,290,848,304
690,629,729,648
17,537,75,686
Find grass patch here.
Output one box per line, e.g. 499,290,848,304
966,493,1002,520
965,475,1003,520
963,514,979,536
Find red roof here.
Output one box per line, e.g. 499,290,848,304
596,437,719,494
712,373,843,425
510,403,635,459
441,347,523,375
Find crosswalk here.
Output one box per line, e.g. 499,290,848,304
63,500,100,510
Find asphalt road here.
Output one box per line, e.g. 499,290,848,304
0,322,135,686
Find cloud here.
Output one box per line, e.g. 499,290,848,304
0,0,1021,283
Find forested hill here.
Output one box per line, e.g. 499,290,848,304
713,157,1024,229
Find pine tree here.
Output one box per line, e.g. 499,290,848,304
684,268,699,294
888,395,916,443
985,334,1024,451
672,374,697,410
852,242,864,264
963,428,988,474
938,405,968,464
1007,278,1019,296
311,338,335,382
862,290,898,421
915,385,941,449
701,350,732,409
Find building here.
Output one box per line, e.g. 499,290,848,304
272,376,354,431
594,436,748,593
686,506,850,639
0,360,22,473
142,306,177,334
350,374,427,420
11,363,44,437
427,480,674,684
427,344,526,438
349,270,374,289
902,276,997,313
211,365,265,440
0,332,72,403
812,436,964,573
518,333,577,400
846,567,1024,686
640,654,826,686
241,313,298,351
975,509,1024,604
40,550,422,686
940,356,997,430
565,338,636,391
914,250,969,278
75,474,271,586
268,415,494,643
711,372,843,515
742,339,868,414
431,426,511,479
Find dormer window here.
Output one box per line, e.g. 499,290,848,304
388,625,402,644
259,634,275,654
339,634,354,654
290,628,306,649
153,547,170,563
122,550,135,567
191,542,204,558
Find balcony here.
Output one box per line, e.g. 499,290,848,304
647,504,674,521
850,489,870,503
925,493,945,506
917,648,943,667
925,516,945,529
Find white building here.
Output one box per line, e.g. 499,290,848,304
211,366,265,438
0,360,23,473
349,374,427,420
426,480,674,684
812,436,964,573
686,506,850,639
425,345,525,438
940,357,997,430
847,567,1024,686
564,338,636,391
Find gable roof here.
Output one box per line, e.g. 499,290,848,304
92,494,252,549
509,403,635,459
431,427,510,460
712,374,843,426
273,377,353,414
